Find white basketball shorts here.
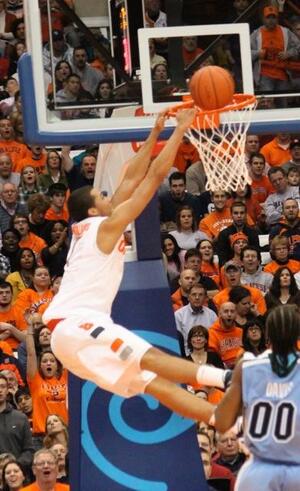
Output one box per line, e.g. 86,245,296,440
49,310,156,398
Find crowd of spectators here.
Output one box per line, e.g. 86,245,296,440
0,1,299,491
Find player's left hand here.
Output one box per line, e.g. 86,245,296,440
154,109,169,133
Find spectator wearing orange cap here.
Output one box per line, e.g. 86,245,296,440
219,232,248,288
251,6,300,101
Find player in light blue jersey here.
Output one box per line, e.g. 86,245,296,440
214,304,300,491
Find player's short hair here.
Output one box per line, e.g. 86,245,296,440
67,185,94,222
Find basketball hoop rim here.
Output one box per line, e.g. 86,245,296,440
167,93,257,127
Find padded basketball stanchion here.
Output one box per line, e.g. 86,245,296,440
68,195,209,491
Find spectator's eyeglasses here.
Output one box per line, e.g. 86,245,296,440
33,461,56,467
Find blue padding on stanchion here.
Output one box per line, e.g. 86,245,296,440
68,260,209,491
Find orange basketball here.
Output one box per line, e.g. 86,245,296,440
189,65,235,110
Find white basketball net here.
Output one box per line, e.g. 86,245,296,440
183,97,257,192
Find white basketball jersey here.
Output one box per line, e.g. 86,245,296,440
43,216,126,320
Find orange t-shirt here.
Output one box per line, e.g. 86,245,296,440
44,207,69,222
0,305,27,349
0,140,27,171
27,370,68,434
199,208,233,240
14,289,54,319
250,175,274,203
174,141,200,173
264,259,300,275
19,232,46,259
22,484,69,491
0,340,13,355
171,288,186,312
213,286,266,315
260,138,292,167
200,262,220,287
208,319,242,368
15,154,47,174
260,26,287,81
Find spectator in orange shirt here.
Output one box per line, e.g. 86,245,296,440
0,118,27,171
260,133,292,167
208,302,242,368
199,190,232,241
22,448,69,491
249,153,274,204
44,184,69,223
171,268,197,311
173,136,200,173
251,6,299,104
264,235,300,275
197,239,220,287
14,267,53,320
15,145,47,175
213,261,266,315
11,214,46,263
26,322,68,436
0,281,26,349
182,36,204,66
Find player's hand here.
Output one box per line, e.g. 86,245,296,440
176,108,196,131
154,109,169,133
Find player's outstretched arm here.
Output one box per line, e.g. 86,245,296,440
213,360,243,433
98,109,195,254
111,110,168,207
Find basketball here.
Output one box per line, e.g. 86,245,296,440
189,65,235,110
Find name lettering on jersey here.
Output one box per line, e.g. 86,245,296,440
266,381,294,399
72,222,91,238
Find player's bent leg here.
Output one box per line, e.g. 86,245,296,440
141,347,228,389
144,375,214,423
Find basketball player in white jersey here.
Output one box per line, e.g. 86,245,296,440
43,108,227,423
214,304,300,490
